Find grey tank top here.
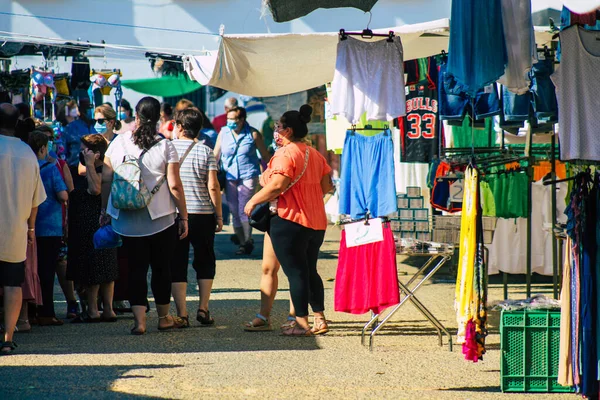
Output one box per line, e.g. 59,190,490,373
552,27,600,161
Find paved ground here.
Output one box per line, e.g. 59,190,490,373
0,227,575,399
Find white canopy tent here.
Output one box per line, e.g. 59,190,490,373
184,18,558,98
184,19,450,97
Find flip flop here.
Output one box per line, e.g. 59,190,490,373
244,314,273,332
71,312,101,324
100,313,118,323
130,327,146,336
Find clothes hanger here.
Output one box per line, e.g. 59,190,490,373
339,12,395,42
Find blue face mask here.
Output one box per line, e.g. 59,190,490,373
94,121,107,134
34,109,43,119
119,112,127,120
226,120,238,130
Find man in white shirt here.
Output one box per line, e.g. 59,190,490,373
0,103,46,355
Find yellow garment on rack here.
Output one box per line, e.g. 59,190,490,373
558,237,573,387
54,76,70,96
455,166,478,344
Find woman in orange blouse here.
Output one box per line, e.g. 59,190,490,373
245,105,333,336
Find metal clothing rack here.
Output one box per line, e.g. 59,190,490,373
361,244,455,352
442,130,562,300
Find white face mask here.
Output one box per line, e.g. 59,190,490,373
68,108,79,118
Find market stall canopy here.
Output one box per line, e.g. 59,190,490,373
184,19,450,97
121,75,201,97
264,0,379,22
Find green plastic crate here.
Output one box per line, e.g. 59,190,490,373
500,310,574,393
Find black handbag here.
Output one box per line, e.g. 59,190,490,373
249,147,310,232
249,202,273,232
217,162,227,190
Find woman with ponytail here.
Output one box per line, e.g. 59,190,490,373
244,105,334,337
101,97,189,335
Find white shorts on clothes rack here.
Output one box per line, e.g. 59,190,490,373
331,36,406,124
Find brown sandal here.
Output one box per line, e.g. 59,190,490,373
280,325,313,337
311,317,330,335
158,315,185,331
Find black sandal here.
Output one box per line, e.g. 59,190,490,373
71,312,101,324
130,326,146,336
0,341,17,355
196,309,215,326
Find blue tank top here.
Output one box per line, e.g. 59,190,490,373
220,123,260,181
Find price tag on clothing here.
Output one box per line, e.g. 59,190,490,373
345,218,384,248
449,179,464,202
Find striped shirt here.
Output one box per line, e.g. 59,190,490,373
172,139,217,214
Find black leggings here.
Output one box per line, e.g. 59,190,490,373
36,236,62,318
269,216,326,317
122,224,177,306
172,214,217,282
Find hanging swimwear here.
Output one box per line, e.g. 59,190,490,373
331,36,405,123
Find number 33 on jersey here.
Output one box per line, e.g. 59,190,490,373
398,81,441,163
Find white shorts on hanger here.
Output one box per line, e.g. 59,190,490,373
331,36,406,124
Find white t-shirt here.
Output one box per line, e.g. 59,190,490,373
105,131,179,237
0,135,47,262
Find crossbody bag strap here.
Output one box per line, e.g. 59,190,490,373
226,130,243,168
39,161,53,172
140,139,168,195
281,147,310,195
179,141,197,165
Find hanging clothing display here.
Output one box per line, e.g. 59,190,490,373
552,27,600,161
444,117,496,148
455,166,487,362
398,79,440,163
431,161,463,213
497,0,537,95
447,0,507,95
558,237,574,387
487,181,568,276
439,61,501,123
339,130,397,219
485,169,528,219
559,172,600,398
334,223,399,315
331,36,405,123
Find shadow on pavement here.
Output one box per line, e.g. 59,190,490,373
0,364,176,399
439,385,502,392
12,300,320,355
